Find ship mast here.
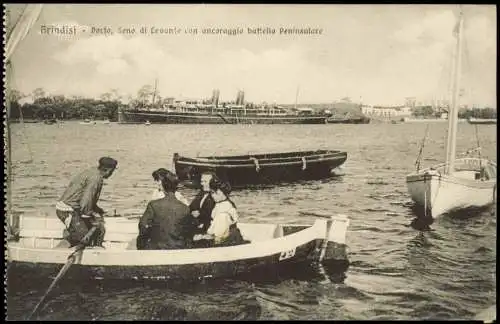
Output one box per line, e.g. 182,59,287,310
151,78,158,105
444,8,464,175
294,85,300,109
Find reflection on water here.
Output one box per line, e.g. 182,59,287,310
7,122,497,320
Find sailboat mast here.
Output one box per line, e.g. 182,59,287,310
6,62,14,236
444,9,464,175
5,4,43,237
5,9,15,237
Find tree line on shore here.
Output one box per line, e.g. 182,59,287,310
7,85,162,122
412,105,497,119
8,88,125,121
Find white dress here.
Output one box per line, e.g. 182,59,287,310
206,200,238,244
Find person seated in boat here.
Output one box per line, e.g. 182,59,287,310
151,168,189,205
188,171,216,234
192,178,249,248
137,169,194,250
55,157,118,248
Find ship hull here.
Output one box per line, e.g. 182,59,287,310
326,117,370,124
467,118,497,125
118,110,327,124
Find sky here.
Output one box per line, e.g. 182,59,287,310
5,4,497,107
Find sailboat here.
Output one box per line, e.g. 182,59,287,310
405,8,497,220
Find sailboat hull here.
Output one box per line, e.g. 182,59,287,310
406,160,497,218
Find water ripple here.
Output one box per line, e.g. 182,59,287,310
7,122,497,320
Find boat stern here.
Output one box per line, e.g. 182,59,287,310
319,215,350,273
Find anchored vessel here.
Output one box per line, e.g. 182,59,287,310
326,116,370,124
118,105,329,124
173,150,348,188
467,117,497,125
119,88,329,125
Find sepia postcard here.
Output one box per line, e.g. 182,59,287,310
4,4,496,321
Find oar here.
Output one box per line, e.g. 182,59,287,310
27,225,98,320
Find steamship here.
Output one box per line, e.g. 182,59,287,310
118,89,330,125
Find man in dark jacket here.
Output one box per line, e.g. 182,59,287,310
189,171,216,234
137,170,192,250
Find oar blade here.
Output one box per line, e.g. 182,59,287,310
27,225,98,319
27,250,80,319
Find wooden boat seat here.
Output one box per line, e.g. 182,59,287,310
238,223,284,242
18,215,138,250
16,216,284,250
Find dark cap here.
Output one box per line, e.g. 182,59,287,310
98,157,118,170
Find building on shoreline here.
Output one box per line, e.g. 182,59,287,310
361,105,412,118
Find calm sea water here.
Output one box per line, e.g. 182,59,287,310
6,121,497,320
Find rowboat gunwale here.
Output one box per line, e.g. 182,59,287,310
174,156,347,169
175,150,346,164
173,150,348,171
7,215,350,280
8,221,326,266
193,149,342,159
8,216,350,266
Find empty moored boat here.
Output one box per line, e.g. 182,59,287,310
467,117,497,125
173,150,348,188
7,214,350,281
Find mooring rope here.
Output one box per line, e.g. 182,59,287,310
474,125,483,172
415,124,430,172
424,186,428,219
250,157,260,172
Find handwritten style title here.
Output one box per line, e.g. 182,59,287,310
40,25,324,37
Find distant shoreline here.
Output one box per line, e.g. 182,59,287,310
9,118,114,123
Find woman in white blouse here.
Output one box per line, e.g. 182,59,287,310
193,178,248,247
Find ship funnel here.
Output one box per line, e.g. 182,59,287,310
236,90,245,105
212,89,220,107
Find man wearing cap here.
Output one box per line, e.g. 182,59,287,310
55,157,118,248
